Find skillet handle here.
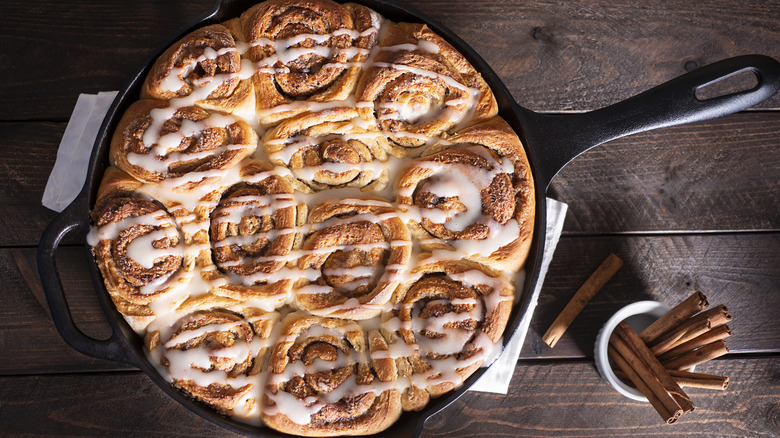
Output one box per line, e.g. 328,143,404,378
37,202,140,367
525,54,780,189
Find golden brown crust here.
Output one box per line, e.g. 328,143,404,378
262,106,390,192
146,308,279,417
88,1,535,433
109,99,257,189
90,171,195,332
293,199,412,320
239,0,382,127
191,160,300,310
141,24,255,118
380,259,513,405
355,22,498,155
261,313,402,436
396,117,535,272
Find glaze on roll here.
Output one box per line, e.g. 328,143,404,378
141,24,256,120
88,1,535,435
396,117,535,272
293,198,411,320
261,313,402,436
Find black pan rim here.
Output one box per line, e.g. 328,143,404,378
66,0,549,436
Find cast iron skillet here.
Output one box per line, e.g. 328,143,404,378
38,0,780,437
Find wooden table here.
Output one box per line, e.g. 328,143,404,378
1,0,778,436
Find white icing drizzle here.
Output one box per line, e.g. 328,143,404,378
396,145,522,265
91,7,532,429
126,227,182,269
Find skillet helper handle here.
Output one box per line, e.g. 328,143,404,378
528,54,780,189
37,202,140,367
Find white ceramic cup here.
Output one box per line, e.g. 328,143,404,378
594,301,675,401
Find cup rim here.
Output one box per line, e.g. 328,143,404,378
594,301,675,401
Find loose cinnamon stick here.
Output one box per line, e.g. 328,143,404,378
608,344,682,424
614,369,730,390
615,321,695,413
650,319,711,356
657,325,731,362
543,254,623,348
662,339,730,371
639,291,708,345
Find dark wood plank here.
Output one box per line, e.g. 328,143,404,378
399,0,780,112
524,233,780,359
3,112,778,247
0,122,70,246
3,232,777,375
548,112,780,234
423,358,780,437
1,0,779,120
0,247,131,375
0,0,214,121
1,357,775,436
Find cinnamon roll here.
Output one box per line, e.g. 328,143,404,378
87,1,539,433
262,107,390,192
110,99,257,191
293,199,412,320
190,160,304,309
396,117,535,272
141,24,255,120
356,22,498,155
87,167,194,332
236,0,382,126
380,259,513,410
262,313,402,436
146,308,279,419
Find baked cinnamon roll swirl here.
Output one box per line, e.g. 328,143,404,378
356,22,498,155
236,0,382,126
293,199,411,320
191,160,303,309
396,118,535,272
380,259,513,410
88,167,194,332
262,313,402,436
110,99,257,191
146,308,279,418
87,1,538,433
141,24,255,119
263,107,390,192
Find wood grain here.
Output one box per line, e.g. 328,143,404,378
1,0,778,120
2,1,779,436
0,0,214,121
422,358,780,437
0,358,775,437
395,0,780,112
2,112,778,248
524,233,780,359
0,247,126,375
548,112,780,234
4,231,778,375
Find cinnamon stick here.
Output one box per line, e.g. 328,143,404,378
650,319,711,356
543,254,623,348
662,339,730,371
639,291,708,345
614,369,730,390
668,370,730,390
615,321,695,413
663,305,731,342
608,344,682,424
656,325,731,362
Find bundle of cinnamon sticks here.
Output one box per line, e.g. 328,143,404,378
608,291,732,424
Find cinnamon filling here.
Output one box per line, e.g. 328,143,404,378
211,184,290,276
